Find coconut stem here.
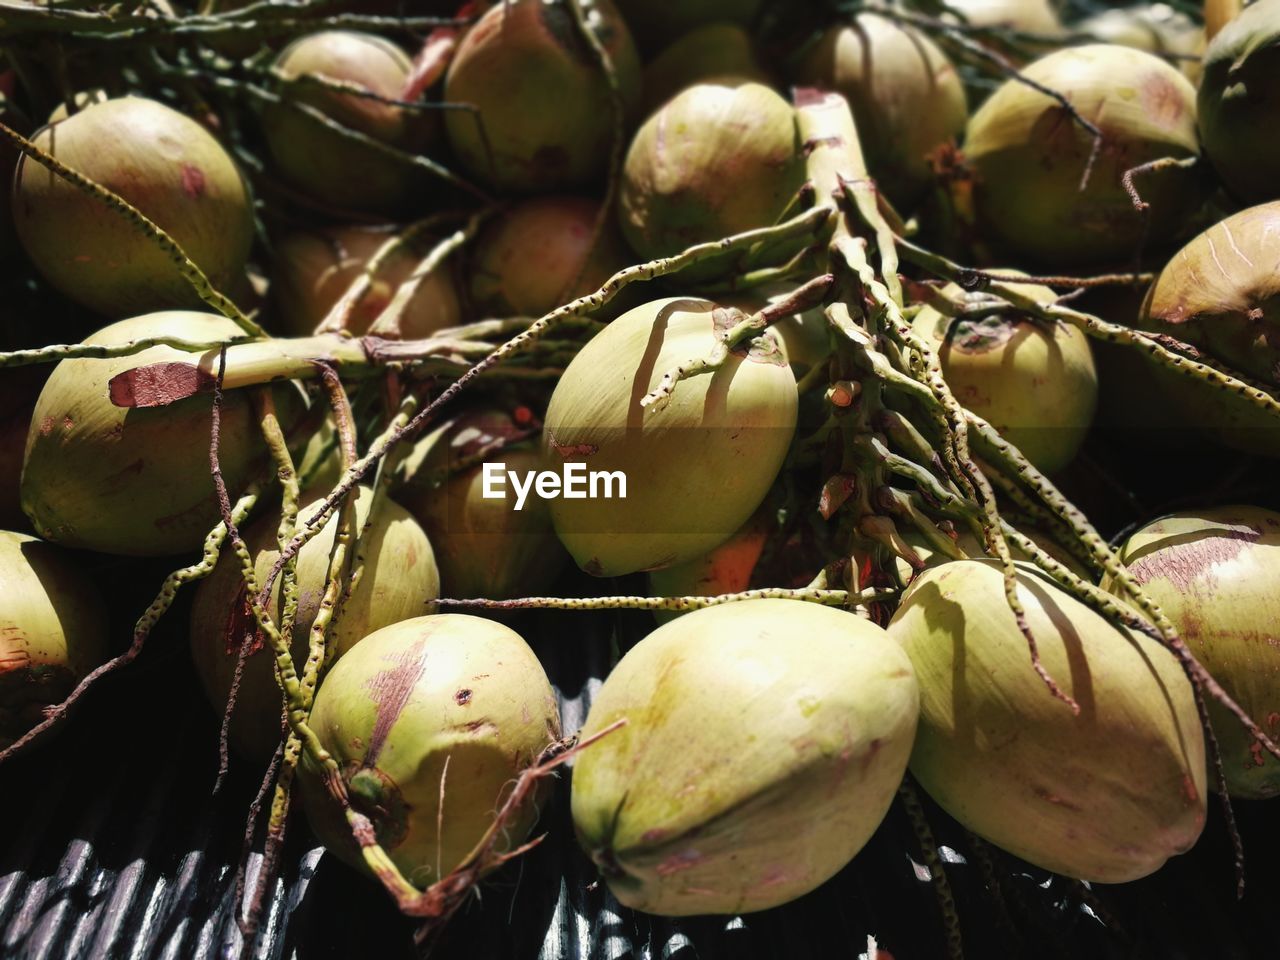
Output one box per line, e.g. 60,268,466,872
0,118,265,338
899,777,964,960
436,586,892,614
0,335,254,369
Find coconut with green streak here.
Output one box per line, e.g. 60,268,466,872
888,559,1206,882
1137,201,1280,456
0,531,108,748
911,277,1097,475
572,598,918,915
542,296,797,576
21,312,301,556
1198,0,1280,203
793,13,968,207
964,45,1200,266
11,96,254,318
617,81,805,262
298,614,561,889
444,0,641,194
189,485,440,762
1108,506,1280,798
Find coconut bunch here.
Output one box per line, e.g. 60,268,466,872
4,1,1280,956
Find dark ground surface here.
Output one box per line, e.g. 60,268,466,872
2,423,1280,960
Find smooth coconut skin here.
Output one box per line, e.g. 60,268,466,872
889,560,1206,883
1137,201,1280,456
271,224,462,339
944,0,1061,33
12,97,254,318
1198,0,1280,203
793,14,968,207
467,196,629,318
444,0,641,194
21,312,300,556
1108,506,1280,798
964,45,1200,267
542,296,797,577
298,614,561,889
0,531,108,748
617,81,806,262
571,598,919,916
640,23,768,117
266,31,438,216
189,486,440,762
911,278,1098,475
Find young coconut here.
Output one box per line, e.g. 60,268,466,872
1136,201,1280,456
189,485,440,763
613,0,764,54
264,31,441,217
792,14,968,208
963,45,1201,267
888,559,1206,883
0,531,109,748
644,509,771,624
443,0,641,194
911,277,1098,475
1107,506,1280,799
467,196,629,319
1198,0,1280,204
21,312,303,556
270,224,462,339
11,96,254,318
639,23,768,117
618,80,805,263
571,598,919,915
944,0,1061,34
1079,4,1205,82
542,296,797,577
297,614,561,890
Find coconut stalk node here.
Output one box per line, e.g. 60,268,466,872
791,13,968,208
911,277,1097,475
542,296,797,577
11,96,254,318
617,80,805,263
443,0,641,194
467,196,629,319
1198,0,1280,204
189,484,440,763
0,531,109,749
1107,506,1280,799
1137,200,1280,456
888,559,1206,883
718,283,830,372
21,312,303,556
271,224,462,339
963,44,1201,267
571,598,918,916
265,31,442,216
297,613,561,888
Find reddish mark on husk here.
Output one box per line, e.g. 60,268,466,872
222,584,264,657
550,440,598,459
1128,526,1262,593
109,362,214,409
180,163,206,198
640,828,669,844
362,636,430,766
1182,774,1200,803
655,849,706,877
1032,786,1081,810
454,688,473,705
38,416,54,437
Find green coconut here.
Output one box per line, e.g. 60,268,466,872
614,0,764,54
1136,201,1280,456
793,14,968,207
189,485,439,762
618,80,805,262
1107,506,1280,798
645,509,771,623
1080,4,1205,81
912,278,1097,475
11,96,254,318
467,196,629,318
964,45,1201,267
298,613,561,888
542,296,797,576
444,0,641,194
1198,0,1280,204
271,224,462,339
640,23,768,116
945,0,1061,33
265,31,440,216
21,312,301,556
572,598,918,915
0,531,109,748
889,559,1206,882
